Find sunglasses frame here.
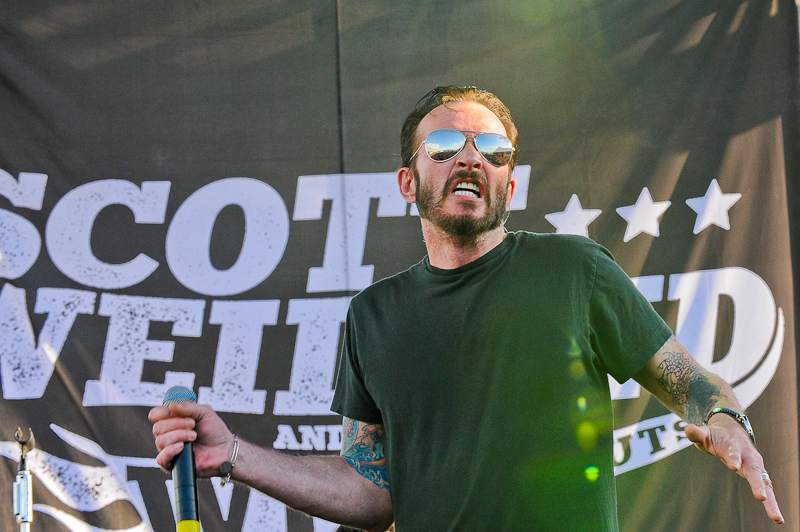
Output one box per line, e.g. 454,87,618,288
411,129,515,167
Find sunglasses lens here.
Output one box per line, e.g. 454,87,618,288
475,133,514,167
421,129,514,166
424,129,467,162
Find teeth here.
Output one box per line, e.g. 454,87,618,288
453,182,480,198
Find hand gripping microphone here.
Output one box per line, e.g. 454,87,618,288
162,386,201,532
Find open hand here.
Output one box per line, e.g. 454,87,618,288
685,418,783,525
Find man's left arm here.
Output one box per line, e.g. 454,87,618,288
633,334,784,525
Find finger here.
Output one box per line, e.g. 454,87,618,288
148,405,172,422
723,446,744,472
741,456,784,524
152,415,196,438
154,425,196,452
155,441,185,471
762,477,785,525
742,460,768,500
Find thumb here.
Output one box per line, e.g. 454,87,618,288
684,423,712,454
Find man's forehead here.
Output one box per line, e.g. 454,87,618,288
418,101,505,135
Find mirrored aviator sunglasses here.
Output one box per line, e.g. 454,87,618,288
415,129,515,167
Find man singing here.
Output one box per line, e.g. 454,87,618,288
150,86,783,531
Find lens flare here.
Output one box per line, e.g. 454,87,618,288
576,421,598,451
577,396,587,412
569,360,586,380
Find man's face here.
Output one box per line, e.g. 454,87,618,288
411,102,514,240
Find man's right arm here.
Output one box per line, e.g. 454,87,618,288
149,403,393,532
340,417,390,491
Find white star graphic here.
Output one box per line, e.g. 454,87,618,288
615,187,671,242
544,194,602,237
685,179,741,234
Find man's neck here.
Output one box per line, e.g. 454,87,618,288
421,221,507,270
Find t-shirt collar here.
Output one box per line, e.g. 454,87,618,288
423,231,516,276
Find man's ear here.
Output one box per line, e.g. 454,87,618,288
397,166,416,204
505,173,516,209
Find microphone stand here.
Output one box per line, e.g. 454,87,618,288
13,428,35,532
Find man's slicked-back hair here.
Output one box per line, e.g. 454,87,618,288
400,85,518,170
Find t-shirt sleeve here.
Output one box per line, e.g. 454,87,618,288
330,306,384,424
588,245,673,383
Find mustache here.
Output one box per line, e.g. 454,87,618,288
442,170,487,196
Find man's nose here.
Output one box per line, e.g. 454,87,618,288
455,138,483,169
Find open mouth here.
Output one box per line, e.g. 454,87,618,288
452,182,480,198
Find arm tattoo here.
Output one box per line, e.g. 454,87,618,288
341,418,390,490
655,347,722,424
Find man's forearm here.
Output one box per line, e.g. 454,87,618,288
230,439,393,532
639,338,785,524
635,334,743,424
684,372,741,425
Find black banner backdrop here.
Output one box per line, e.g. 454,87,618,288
0,1,798,531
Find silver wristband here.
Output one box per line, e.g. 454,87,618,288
219,434,240,486
704,407,755,446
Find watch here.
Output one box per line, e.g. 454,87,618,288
704,407,756,446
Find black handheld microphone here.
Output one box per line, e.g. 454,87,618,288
162,386,201,532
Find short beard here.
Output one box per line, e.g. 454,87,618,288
414,166,510,242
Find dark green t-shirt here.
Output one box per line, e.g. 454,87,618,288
331,231,672,531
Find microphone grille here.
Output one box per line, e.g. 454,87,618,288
162,386,197,406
